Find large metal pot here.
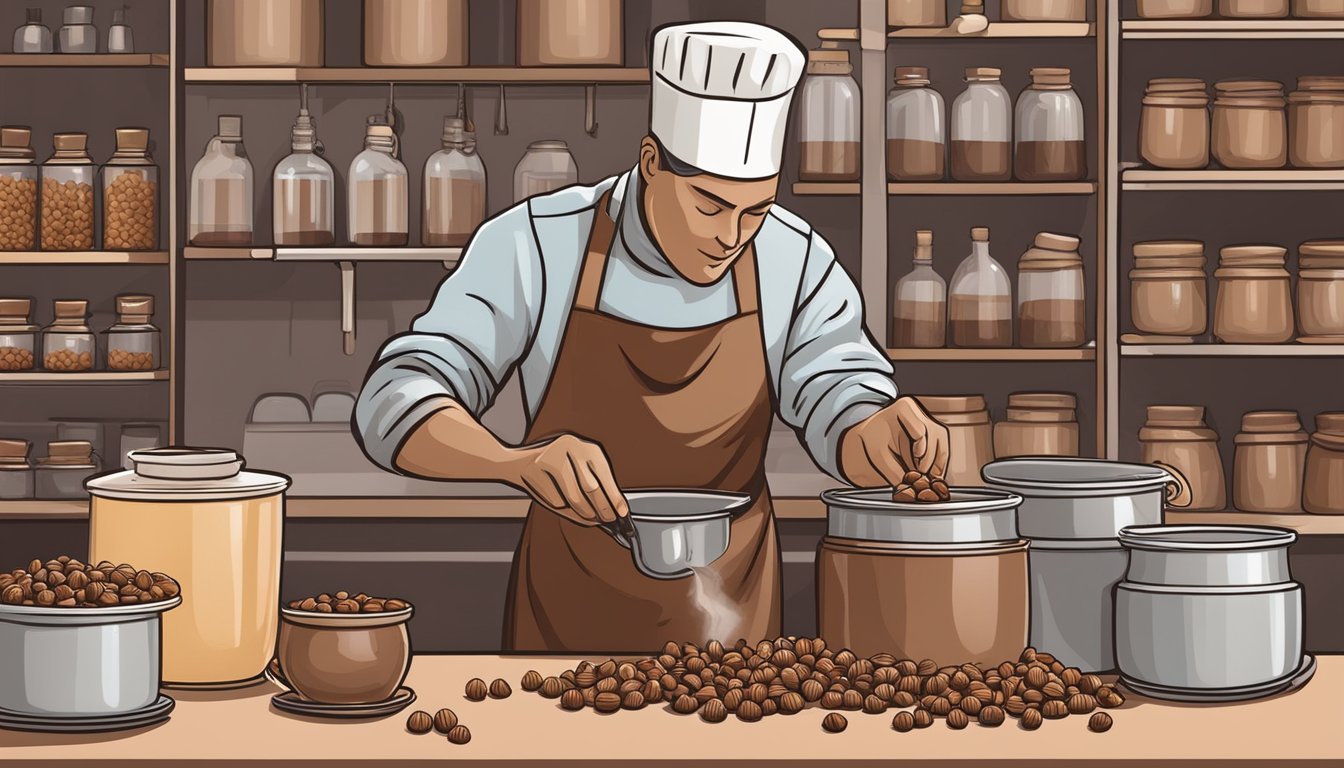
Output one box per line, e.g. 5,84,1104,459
599,489,750,579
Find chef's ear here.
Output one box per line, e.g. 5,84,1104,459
639,136,660,184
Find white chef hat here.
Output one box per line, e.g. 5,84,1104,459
650,22,807,180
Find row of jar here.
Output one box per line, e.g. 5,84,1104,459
1130,239,1344,342
0,296,160,373
916,392,1083,487
893,228,1089,348
1140,405,1344,514
11,4,136,53
800,59,1089,182
0,439,101,500
1141,76,1344,170
1136,0,1344,17
0,127,157,251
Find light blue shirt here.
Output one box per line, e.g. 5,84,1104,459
354,169,898,481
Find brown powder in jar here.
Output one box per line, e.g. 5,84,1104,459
352,178,408,247
800,141,861,182
1015,141,1086,181
274,177,334,247
887,139,945,181
103,171,157,251
1019,298,1085,347
950,294,1012,347
424,177,485,248
892,305,946,348
41,180,94,251
0,347,34,370
191,231,254,246
951,141,1012,181
0,175,37,250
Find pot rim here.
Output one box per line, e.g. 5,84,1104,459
621,488,753,522
1119,524,1297,551
281,604,414,629
821,486,1023,516
0,594,180,624
982,457,1174,495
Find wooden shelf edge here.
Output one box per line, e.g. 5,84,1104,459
890,21,1095,38
1166,511,1344,535
184,66,650,84
0,53,169,67
1122,344,1344,357
0,251,169,265
184,246,463,264
888,347,1097,361
0,501,87,519
793,182,1097,196
1122,170,1344,191
1123,19,1344,38
0,371,169,382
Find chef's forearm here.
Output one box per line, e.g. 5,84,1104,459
394,398,526,484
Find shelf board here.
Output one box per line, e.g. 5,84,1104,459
184,67,649,84
0,53,169,67
793,182,1097,196
0,251,169,265
1122,19,1344,38
818,22,1094,39
253,497,825,520
888,347,1097,361
0,371,168,382
1166,511,1344,535
184,246,463,265
1122,343,1344,357
1123,169,1344,190
0,501,86,519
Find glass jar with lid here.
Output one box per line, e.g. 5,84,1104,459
34,440,99,500
1018,232,1085,348
349,119,409,247
514,140,578,202
951,68,1012,181
1213,245,1293,343
1297,239,1344,340
950,227,1012,347
1130,240,1208,338
274,86,335,246
0,127,38,251
424,117,486,247
57,5,96,53
102,128,159,251
1233,410,1307,514
1015,67,1087,181
886,66,945,181
42,299,95,372
189,115,254,247
0,298,37,371
1138,405,1226,511
891,230,946,348
0,439,33,500
41,133,96,251
103,294,159,371
12,8,54,53
799,41,861,182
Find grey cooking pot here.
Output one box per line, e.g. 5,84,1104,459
600,489,752,579
821,487,1024,544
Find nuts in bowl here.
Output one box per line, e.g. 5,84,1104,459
0,555,181,607
286,591,411,614
278,591,414,705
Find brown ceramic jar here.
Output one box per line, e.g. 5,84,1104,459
1213,245,1294,344
1233,411,1308,514
1289,91,1344,169
1140,80,1210,170
1304,413,1344,514
277,603,413,704
1139,405,1226,512
915,395,994,487
1131,240,1208,337
1212,82,1287,169
1297,240,1344,340
994,392,1080,458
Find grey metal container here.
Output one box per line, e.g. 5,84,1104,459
599,489,750,579
0,597,180,716
821,487,1024,544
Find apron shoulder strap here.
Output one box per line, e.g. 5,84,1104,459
732,243,759,315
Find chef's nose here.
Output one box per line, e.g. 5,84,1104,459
714,214,744,252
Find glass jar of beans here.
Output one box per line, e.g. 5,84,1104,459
0,127,38,252
41,299,95,372
0,298,38,371
40,133,95,251
103,294,159,371
102,128,159,251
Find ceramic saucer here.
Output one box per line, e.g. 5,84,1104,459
271,687,417,719
0,695,175,733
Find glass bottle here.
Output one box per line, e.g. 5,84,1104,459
1017,232,1086,348
0,298,38,371
189,116,253,247
886,66,945,181
12,8,53,53
103,294,159,371
273,85,335,246
107,5,133,54
40,133,95,251
892,230,947,348
102,128,158,251
798,41,861,182
952,67,1013,181
513,140,578,202
58,5,97,54
1015,67,1087,181
0,127,38,251
42,299,95,372
423,117,486,248
349,119,409,247
949,227,1012,347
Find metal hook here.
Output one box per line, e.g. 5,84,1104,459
339,261,356,356
584,84,598,137
458,83,475,134
494,84,509,135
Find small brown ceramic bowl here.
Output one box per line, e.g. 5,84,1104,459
276,603,413,704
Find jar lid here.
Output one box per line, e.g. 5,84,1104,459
52,299,88,320
1240,410,1303,433
0,298,32,320
1289,91,1344,104
217,115,243,140
1148,77,1206,88
1144,404,1206,427
894,65,928,85
1214,97,1287,108
1296,75,1344,89
1142,94,1210,107
1129,265,1208,278
1299,240,1344,268
1215,79,1285,92
1220,244,1287,265
915,394,988,414
0,126,35,162
1134,240,1205,258
1214,265,1291,278
85,447,291,501
109,127,153,164
1032,232,1081,252
1029,67,1072,87
1315,412,1344,434
46,133,91,164
809,42,853,75
41,440,93,466
115,294,154,325
1007,392,1076,409
1006,407,1075,423
63,5,93,25
0,439,30,465
965,67,1001,80
528,140,570,151
970,226,989,242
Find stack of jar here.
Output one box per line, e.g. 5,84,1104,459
0,296,160,373
1136,0,1344,17
0,439,101,500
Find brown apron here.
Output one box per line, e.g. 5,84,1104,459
502,191,781,654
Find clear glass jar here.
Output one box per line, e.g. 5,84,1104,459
274,86,335,246
951,68,1012,181
107,6,134,53
1018,232,1085,348
1015,67,1087,181
1139,405,1226,511
886,66,945,181
0,298,37,371
190,116,254,246
514,140,578,202
0,127,38,251
102,128,159,251
1130,240,1208,337
34,440,99,500
103,294,159,371
41,133,95,251
949,227,1012,347
0,439,33,500
12,7,53,53
58,5,97,53
424,117,486,247
891,230,946,347
349,120,409,247
42,300,95,372
799,42,861,182
1213,245,1293,343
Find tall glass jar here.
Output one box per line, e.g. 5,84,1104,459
189,116,254,247
41,133,96,251
57,5,96,53
886,66,945,181
0,439,33,500
1018,232,1085,348
273,87,335,246
0,298,38,371
103,294,159,371
0,127,38,251
102,128,159,251
423,117,486,247
951,68,1012,181
12,8,54,53
891,230,946,347
349,121,409,247
513,140,578,202
42,299,95,372
799,42,861,182
1015,67,1087,181
950,227,1012,347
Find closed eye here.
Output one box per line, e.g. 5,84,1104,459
696,205,722,216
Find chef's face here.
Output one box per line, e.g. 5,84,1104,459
639,137,778,285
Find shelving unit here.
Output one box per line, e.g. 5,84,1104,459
793,182,1098,195
1122,19,1344,38
0,371,169,382
0,53,169,67
819,22,1095,39
1123,169,1344,190
1122,344,1344,357
0,251,170,265
184,246,463,265
888,347,1097,361
183,67,650,84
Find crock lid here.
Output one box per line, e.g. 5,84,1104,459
1315,412,1344,434
1240,410,1303,433
1221,245,1287,264
1007,392,1076,409
1134,240,1204,258
1118,524,1296,552
1215,79,1285,92
982,458,1176,496
85,447,290,501
965,67,1001,79
1299,240,1344,257
1031,232,1081,252
914,394,988,414
1144,404,1206,427
1142,94,1210,107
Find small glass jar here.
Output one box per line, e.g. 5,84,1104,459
349,120,409,247
891,230,947,348
42,299,95,372
1130,240,1208,337
886,66,945,182
1136,0,1213,16
103,294,159,371
949,227,1012,348
888,0,946,26
1233,411,1307,514
1139,405,1226,512
102,128,159,251
0,298,38,371
799,42,861,182
951,68,1012,182
107,6,133,53
1213,245,1293,343
0,127,38,251
916,395,994,486
57,5,97,54
423,117,486,248
1218,0,1289,16
1293,0,1344,16
1304,412,1344,514
1140,87,1210,170
34,440,99,500
1001,0,1087,20
1297,240,1344,339
1015,68,1086,182
41,133,96,251
1213,83,1287,169
1288,91,1344,169
190,116,254,246
994,392,1080,458
0,439,33,500
1017,232,1085,348
513,140,578,202
274,87,335,246
12,7,54,53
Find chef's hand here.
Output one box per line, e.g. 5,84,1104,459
507,434,629,526
839,398,951,487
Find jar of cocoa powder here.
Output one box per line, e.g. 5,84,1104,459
40,133,95,251
1292,0,1344,16
1001,0,1087,20
950,68,1012,182
1139,405,1226,512
1213,245,1294,344
1140,79,1210,170
1014,68,1086,182
103,294,159,372
0,127,38,252
349,120,409,246
1218,0,1289,16
41,300,95,372
1297,240,1344,340
0,298,38,371
102,128,159,251
891,230,947,348
885,66,944,182
0,439,33,500
1130,240,1208,337
1288,91,1344,169
1135,0,1213,16
1304,412,1344,514
1212,82,1287,169
1233,411,1307,514
1017,232,1085,348
799,42,861,182
994,392,1080,458
34,440,99,500
914,395,994,487
888,0,946,26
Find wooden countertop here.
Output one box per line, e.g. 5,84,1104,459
3,655,1341,766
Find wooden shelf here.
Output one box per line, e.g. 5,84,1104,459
0,501,86,519
0,53,168,67
184,67,649,84
1123,19,1344,39
819,22,1094,39
1123,169,1344,190
0,371,168,382
0,251,169,265
889,347,1097,361
793,182,1098,196
184,246,462,265
1167,511,1344,535
1123,344,1344,357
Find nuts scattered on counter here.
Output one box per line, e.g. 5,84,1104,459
103,171,157,251
0,346,34,371
406,710,433,734
447,725,472,745
41,180,94,251
43,348,93,372
822,713,848,733
107,349,156,371
465,678,489,701
489,679,512,699
1089,712,1113,732
0,176,37,250
0,556,180,607
433,708,457,734
893,710,916,732
893,470,952,503
286,591,411,614
521,670,544,692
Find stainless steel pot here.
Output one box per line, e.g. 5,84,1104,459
1116,525,1303,697
821,487,1024,544
0,596,180,716
600,489,750,579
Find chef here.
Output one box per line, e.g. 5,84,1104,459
354,21,949,653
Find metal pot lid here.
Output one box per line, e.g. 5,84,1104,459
982,458,1175,497
822,486,1023,515
85,447,290,501
622,489,751,522
1119,524,1296,551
